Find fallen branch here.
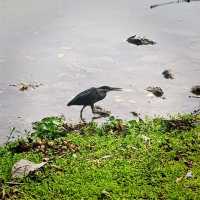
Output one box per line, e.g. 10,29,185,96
150,0,199,9
5,127,15,145
189,96,200,99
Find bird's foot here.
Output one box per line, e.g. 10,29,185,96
92,112,110,120
101,110,111,116
93,106,111,115
94,106,103,111
93,110,111,116
99,111,110,117
80,117,86,123
93,110,111,120
92,115,103,120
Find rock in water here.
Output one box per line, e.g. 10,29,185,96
162,70,174,79
191,85,200,95
146,86,164,97
127,35,156,46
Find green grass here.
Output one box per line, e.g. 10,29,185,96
1,115,200,199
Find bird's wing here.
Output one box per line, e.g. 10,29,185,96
67,87,97,106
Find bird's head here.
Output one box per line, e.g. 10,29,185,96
98,86,122,93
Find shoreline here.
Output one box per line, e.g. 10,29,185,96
1,114,200,199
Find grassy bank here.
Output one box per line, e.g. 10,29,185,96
0,114,200,199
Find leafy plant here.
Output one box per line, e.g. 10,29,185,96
32,116,66,139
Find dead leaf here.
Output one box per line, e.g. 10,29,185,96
176,176,183,183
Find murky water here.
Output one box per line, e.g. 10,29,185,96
0,0,200,144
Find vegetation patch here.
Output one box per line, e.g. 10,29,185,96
0,114,200,199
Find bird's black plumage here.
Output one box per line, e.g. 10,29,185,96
67,87,104,106
67,86,122,121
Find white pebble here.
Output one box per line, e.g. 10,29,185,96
185,171,193,179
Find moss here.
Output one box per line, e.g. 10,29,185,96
0,114,200,199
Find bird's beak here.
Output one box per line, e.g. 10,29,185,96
110,87,122,91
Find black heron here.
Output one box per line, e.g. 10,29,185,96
67,86,122,121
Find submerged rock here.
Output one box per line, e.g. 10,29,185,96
9,82,43,91
127,35,156,46
162,70,174,79
191,85,200,95
150,0,191,9
131,111,140,117
146,86,164,97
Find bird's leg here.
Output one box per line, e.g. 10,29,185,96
80,105,86,122
92,115,106,121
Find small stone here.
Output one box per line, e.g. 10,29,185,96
47,141,54,147
131,111,140,117
191,85,200,96
19,84,29,91
146,86,164,97
35,139,43,146
40,145,46,150
162,70,174,79
63,140,69,145
185,171,193,179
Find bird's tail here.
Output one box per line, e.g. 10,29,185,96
67,102,72,106
67,99,74,106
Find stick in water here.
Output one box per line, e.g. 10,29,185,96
5,127,16,144
150,0,191,9
189,95,200,98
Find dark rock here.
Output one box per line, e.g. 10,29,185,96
131,111,140,117
162,70,174,79
146,86,164,97
191,108,200,115
191,85,200,96
127,35,156,46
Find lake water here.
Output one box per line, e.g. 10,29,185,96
0,0,200,144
